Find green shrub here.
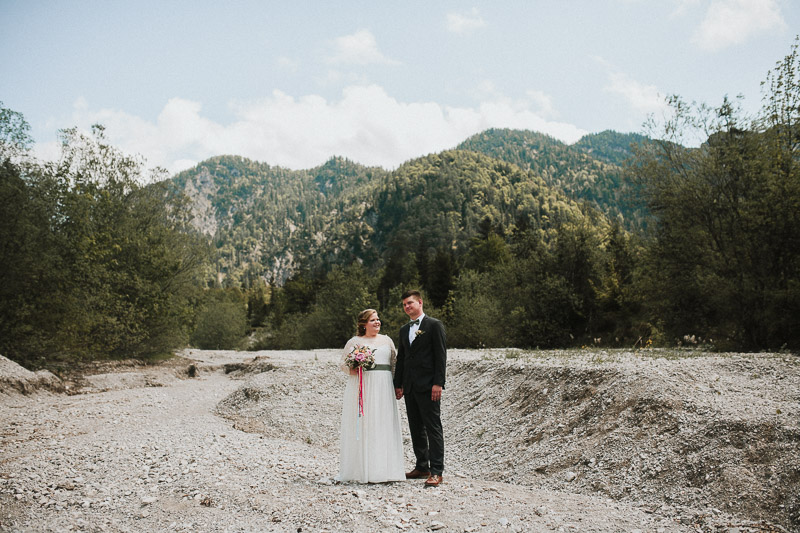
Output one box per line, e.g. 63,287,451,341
190,291,248,350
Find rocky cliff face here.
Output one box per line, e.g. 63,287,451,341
181,167,218,236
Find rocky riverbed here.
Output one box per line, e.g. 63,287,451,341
1,348,797,532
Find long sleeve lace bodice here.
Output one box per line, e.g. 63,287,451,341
340,334,397,373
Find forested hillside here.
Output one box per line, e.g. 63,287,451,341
573,130,648,166
169,127,650,291
168,134,645,350
171,131,625,288
171,155,387,286
457,128,647,227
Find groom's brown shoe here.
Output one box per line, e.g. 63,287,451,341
405,468,430,479
424,474,443,487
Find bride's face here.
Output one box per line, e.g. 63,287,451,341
365,312,381,335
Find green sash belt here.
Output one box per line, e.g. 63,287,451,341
365,364,391,371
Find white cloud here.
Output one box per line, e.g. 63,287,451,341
276,56,299,72
470,80,502,100
693,0,786,51
670,0,701,17
46,87,587,174
326,29,399,65
606,71,668,115
446,8,486,33
472,83,558,120
525,90,557,119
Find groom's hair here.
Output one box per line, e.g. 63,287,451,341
401,289,422,301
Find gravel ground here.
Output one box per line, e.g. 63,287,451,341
1,348,797,532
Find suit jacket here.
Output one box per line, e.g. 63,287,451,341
394,315,447,392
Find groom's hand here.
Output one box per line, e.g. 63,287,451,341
395,387,403,400
431,385,442,402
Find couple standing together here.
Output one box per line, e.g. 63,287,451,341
337,290,446,487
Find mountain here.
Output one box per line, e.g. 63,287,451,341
457,128,647,226
169,129,646,286
171,155,388,285
573,130,648,166
372,149,584,253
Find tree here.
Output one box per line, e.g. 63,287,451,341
0,101,32,161
191,289,248,349
0,113,209,366
51,126,208,359
630,39,800,350
549,218,605,340
444,269,506,348
594,221,648,344
0,105,69,364
0,160,66,363
427,248,456,309
246,282,270,327
377,233,419,308
266,263,375,349
463,229,511,273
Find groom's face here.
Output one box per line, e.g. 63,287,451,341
402,296,423,319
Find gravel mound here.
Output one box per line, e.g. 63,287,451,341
222,356,278,378
0,354,63,395
445,350,799,530
218,349,799,531
216,360,341,445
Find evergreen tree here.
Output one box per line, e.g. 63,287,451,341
428,248,456,309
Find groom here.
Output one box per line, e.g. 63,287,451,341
394,290,446,487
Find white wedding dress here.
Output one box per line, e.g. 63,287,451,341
336,334,405,483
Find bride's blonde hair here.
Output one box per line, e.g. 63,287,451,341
357,309,378,336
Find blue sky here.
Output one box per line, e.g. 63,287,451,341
2,0,797,173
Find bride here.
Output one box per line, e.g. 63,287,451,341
336,308,405,483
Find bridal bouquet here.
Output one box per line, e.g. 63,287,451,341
345,344,376,370
345,344,375,424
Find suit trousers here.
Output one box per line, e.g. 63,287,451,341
404,387,444,475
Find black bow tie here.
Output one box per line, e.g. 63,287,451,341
408,319,420,326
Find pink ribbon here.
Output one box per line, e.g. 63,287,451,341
356,367,365,440
358,367,365,417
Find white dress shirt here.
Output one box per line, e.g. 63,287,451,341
408,313,425,344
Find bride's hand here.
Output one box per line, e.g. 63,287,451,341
349,368,359,375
